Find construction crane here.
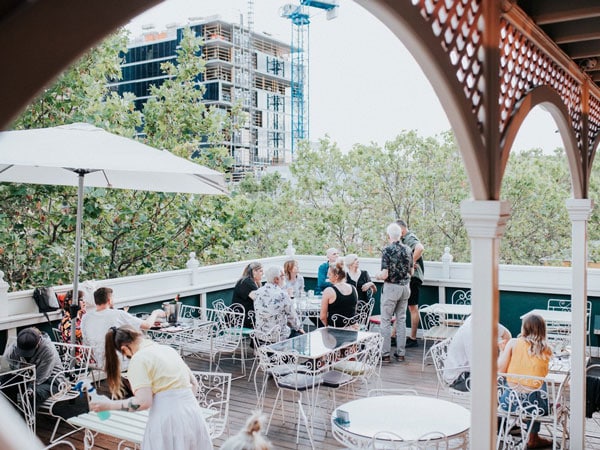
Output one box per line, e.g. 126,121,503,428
280,0,339,157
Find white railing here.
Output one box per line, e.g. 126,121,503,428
2,249,600,335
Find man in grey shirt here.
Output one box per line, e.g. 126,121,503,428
5,327,64,404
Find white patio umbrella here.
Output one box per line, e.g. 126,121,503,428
0,122,228,342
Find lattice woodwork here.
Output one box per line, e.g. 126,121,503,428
413,0,485,133
499,19,583,153
411,0,600,159
589,93,600,154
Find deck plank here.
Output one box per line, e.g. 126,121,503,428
35,342,443,449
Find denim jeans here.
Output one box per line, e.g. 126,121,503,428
499,381,549,433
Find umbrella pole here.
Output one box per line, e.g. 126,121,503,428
70,171,85,346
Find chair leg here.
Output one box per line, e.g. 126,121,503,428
296,393,315,449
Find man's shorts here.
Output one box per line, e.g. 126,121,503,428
407,278,422,306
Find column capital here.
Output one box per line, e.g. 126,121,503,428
460,200,511,239
566,198,593,221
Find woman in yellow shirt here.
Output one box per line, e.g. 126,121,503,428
497,314,553,449
89,325,212,450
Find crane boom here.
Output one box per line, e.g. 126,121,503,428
280,1,338,156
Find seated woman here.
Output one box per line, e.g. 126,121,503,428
283,259,304,299
497,314,553,449
58,290,86,344
344,254,376,302
232,262,263,328
320,260,358,327
89,325,213,450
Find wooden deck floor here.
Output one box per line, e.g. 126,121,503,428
34,340,600,449
35,340,443,449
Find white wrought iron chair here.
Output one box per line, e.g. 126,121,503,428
496,372,570,450
262,348,322,449
191,370,232,441
332,333,384,394
428,338,471,404
420,305,459,370
450,289,471,305
178,306,224,370
330,312,364,330
249,325,283,409
38,342,92,443
356,297,375,330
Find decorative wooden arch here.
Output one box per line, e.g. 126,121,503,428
356,0,600,201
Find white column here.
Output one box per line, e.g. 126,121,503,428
566,198,593,449
460,200,510,450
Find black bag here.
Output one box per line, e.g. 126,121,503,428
450,371,471,392
33,287,60,324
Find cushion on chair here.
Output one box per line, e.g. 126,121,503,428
276,372,322,391
333,360,365,376
321,370,354,388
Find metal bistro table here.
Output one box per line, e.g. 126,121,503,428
146,320,216,368
267,327,377,372
295,295,323,328
331,395,470,449
68,407,217,450
0,356,36,433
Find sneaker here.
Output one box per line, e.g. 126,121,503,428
405,337,418,348
393,352,405,361
381,355,391,363
391,336,397,347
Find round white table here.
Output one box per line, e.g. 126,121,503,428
331,395,470,448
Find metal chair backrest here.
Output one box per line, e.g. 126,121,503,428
450,289,471,305
191,370,232,440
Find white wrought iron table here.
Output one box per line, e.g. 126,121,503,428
68,407,217,450
331,395,470,449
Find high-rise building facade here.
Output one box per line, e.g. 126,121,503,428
113,16,292,179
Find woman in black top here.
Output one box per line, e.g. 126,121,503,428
344,253,377,302
232,261,263,328
320,259,358,327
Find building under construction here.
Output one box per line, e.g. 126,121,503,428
114,16,292,181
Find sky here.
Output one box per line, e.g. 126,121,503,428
127,0,564,154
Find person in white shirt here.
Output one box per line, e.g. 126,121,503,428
443,316,511,391
81,287,163,368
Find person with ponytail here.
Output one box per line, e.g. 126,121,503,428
88,325,212,450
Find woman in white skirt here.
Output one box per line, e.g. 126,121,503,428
89,325,212,450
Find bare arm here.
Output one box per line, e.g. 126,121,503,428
139,309,165,330
376,268,389,281
413,243,425,263
90,386,153,413
320,288,334,326
248,290,257,300
497,338,516,373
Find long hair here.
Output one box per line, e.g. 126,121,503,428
521,314,551,359
242,261,262,279
283,259,297,280
105,325,141,398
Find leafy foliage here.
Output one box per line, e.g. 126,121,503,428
0,28,589,291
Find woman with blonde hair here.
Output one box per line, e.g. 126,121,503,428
344,254,376,302
89,325,212,450
497,314,553,449
320,259,358,327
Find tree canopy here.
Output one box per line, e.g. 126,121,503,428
0,29,592,290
